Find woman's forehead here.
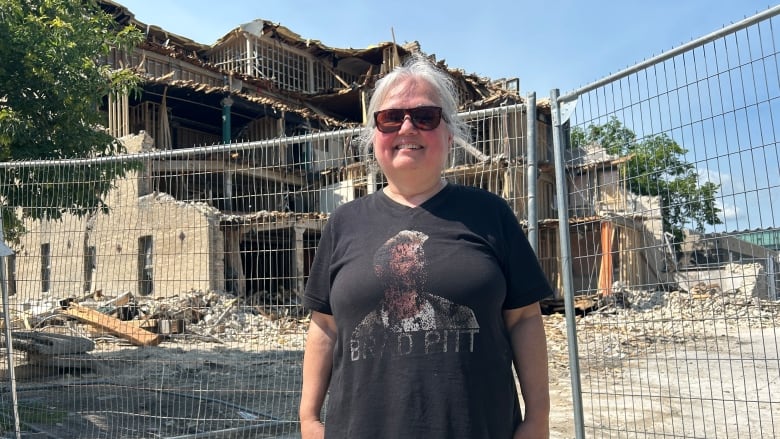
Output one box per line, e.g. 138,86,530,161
382,78,438,107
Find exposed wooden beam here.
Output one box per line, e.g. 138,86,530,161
319,62,350,88
62,303,162,347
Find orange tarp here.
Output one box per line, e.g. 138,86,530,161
598,221,614,296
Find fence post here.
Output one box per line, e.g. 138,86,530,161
768,255,777,301
526,92,539,255
550,88,586,439
0,219,21,439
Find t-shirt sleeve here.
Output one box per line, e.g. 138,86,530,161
498,203,554,309
302,217,335,315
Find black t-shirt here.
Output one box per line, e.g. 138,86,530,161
304,183,553,438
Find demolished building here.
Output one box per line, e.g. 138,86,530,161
15,1,761,308
10,0,560,303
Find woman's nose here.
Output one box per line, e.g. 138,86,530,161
397,115,417,133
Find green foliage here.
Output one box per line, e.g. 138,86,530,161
0,0,143,243
570,117,722,244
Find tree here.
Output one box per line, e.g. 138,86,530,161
0,0,143,243
570,117,722,245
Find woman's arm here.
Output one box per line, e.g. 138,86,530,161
504,302,550,439
300,311,337,439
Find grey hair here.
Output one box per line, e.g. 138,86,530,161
358,54,470,157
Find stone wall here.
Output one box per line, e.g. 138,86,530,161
12,133,224,301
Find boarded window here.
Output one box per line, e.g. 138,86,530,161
83,245,96,294
138,236,154,296
41,243,51,293
7,254,16,297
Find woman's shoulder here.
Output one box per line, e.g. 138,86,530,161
443,184,520,230
448,183,511,208
326,191,382,225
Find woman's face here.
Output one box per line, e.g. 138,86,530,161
372,78,453,183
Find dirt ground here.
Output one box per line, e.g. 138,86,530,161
4,335,578,439
0,322,641,439
2,289,778,438
2,340,304,438
543,291,780,439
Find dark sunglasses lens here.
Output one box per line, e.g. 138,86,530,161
375,110,405,132
374,107,442,132
410,107,441,129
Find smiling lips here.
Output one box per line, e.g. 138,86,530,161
396,144,422,150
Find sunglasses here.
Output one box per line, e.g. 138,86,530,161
373,106,445,133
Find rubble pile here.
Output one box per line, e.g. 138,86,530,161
544,287,780,374
9,283,777,379
10,289,309,352
180,290,308,350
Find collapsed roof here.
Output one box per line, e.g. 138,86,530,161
99,0,525,140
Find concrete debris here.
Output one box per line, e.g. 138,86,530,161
4,331,95,356
10,289,308,351
0,331,101,380
674,262,770,299
9,280,777,380
545,286,780,375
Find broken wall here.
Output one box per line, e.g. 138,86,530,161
86,134,223,298
11,134,226,301
674,262,772,299
88,189,221,298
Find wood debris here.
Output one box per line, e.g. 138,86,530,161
8,288,306,352
62,303,161,347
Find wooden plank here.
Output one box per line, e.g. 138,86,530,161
62,303,162,347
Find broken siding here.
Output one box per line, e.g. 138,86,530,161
538,226,561,299
537,173,557,220
569,172,595,218
570,220,601,295
598,166,627,213
596,200,668,293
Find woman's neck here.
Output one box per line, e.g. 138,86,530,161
383,178,446,207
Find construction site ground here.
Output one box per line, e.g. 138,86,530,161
2,288,778,438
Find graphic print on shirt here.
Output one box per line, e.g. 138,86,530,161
350,230,480,361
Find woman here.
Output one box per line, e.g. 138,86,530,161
300,55,552,438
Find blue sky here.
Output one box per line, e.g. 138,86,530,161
117,0,775,97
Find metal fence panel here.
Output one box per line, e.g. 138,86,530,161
0,105,532,437
4,8,780,438
556,7,780,438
